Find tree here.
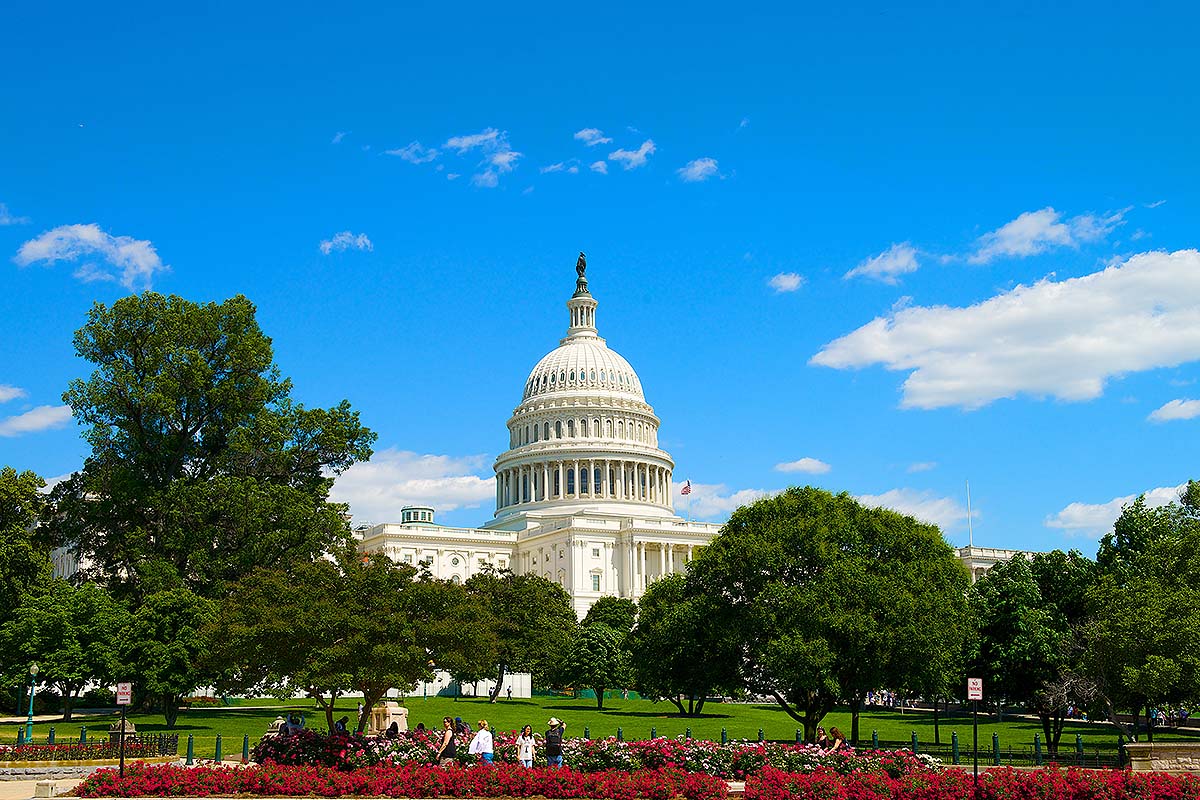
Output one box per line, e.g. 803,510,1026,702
119,588,217,728
0,467,51,620
209,549,487,731
464,569,577,702
627,573,740,716
1085,487,1200,741
0,580,128,721
582,596,638,637
687,486,971,743
47,293,376,601
561,623,629,709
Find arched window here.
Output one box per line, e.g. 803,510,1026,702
606,419,613,437
554,470,561,496
600,370,606,382
581,418,589,437
567,419,575,437
560,370,566,383
524,425,530,444
570,370,575,382
550,371,556,384
543,422,550,440
567,470,575,494
533,425,539,442
593,467,601,493
556,421,562,438
590,369,596,381
581,468,590,494
450,575,461,585
617,420,624,438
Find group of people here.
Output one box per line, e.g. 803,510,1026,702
434,715,567,767
813,726,848,752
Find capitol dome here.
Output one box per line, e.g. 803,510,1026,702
489,253,676,523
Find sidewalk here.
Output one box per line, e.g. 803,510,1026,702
0,779,81,800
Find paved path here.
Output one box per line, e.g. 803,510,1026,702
0,779,81,800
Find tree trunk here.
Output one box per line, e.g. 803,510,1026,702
594,686,605,709
669,696,686,715
488,663,507,703
696,697,706,716
357,688,387,733
163,693,180,728
59,683,76,722
1146,705,1154,743
933,696,940,745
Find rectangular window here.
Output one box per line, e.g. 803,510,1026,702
403,554,413,563
591,574,601,592
592,548,600,557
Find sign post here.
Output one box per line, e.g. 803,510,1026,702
116,683,132,778
967,678,983,790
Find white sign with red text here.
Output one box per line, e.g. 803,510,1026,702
967,677,983,701
117,683,132,705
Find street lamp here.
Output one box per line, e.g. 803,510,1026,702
25,663,39,743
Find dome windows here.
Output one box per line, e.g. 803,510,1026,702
569,370,576,382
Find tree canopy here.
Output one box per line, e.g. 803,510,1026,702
0,466,51,619
560,623,629,709
688,486,971,742
48,293,376,600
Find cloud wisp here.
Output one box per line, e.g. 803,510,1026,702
0,385,28,403
768,272,804,293
1148,398,1200,422
844,243,920,284
574,128,613,147
330,448,496,524
813,249,1200,410
672,480,773,520
0,203,31,226
1046,483,1185,538
774,457,831,474
677,157,720,182
0,405,73,437
609,140,656,170
319,232,373,255
386,141,439,163
857,488,971,532
968,207,1127,264
15,223,169,290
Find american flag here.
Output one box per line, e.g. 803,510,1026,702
680,480,692,495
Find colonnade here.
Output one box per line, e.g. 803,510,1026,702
496,459,672,510
624,540,695,595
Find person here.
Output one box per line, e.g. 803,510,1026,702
436,716,457,766
828,727,847,752
814,727,829,749
415,722,427,734
515,724,537,768
455,716,471,734
468,719,494,763
334,716,349,734
386,721,400,739
544,717,566,767
507,686,513,701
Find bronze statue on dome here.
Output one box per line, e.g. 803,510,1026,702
576,252,587,278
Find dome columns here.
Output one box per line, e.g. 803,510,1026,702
493,457,673,513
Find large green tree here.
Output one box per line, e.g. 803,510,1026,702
582,596,638,637
208,549,486,731
688,486,971,743
0,580,128,721
47,293,376,601
1085,486,1200,740
464,569,577,702
628,573,740,716
0,467,51,620
561,623,629,709
119,588,217,728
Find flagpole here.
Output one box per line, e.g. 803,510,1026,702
966,480,974,548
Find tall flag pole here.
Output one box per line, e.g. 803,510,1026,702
966,480,974,548
681,479,692,521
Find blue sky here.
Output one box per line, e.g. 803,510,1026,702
2,0,1198,554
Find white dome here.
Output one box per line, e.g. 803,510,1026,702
522,340,644,402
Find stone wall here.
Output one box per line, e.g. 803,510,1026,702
1125,742,1200,773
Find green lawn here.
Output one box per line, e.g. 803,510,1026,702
4,696,1194,758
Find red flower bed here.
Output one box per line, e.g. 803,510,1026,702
744,766,1200,800
72,761,729,800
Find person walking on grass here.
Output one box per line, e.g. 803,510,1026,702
469,719,494,763
436,716,457,766
515,724,537,767
544,717,566,767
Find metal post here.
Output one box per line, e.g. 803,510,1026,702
242,734,250,763
758,728,764,742
16,729,24,745
80,726,87,744
617,727,623,741
1034,734,1042,766
992,732,1000,766
796,729,802,744
911,731,919,754
651,726,657,739
24,664,39,743
1075,734,1084,766
873,730,879,750
118,703,128,778
215,734,222,763
584,726,590,740
972,700,979,789
952,731,960,764
686,727,691,740
186,734,194,765
48,727,55,744
721,728,727,745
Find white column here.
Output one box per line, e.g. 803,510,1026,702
639,542,646,589
572,460,579,498
667,543,674,573
556,461,563,499
619,462,626,500
542,462,549,501
588,459,595,496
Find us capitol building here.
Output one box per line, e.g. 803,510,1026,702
355,255,723,618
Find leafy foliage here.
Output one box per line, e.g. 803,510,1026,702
0,466,51,619
581,596,638,636
560,623,630,708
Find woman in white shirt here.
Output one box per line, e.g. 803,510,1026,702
468,719,494,763
515,724,536,767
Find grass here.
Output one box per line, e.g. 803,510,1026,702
4,696,1195,758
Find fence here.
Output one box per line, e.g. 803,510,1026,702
4,731,179,760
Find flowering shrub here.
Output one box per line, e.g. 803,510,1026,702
744,765,1200,800
0,741,163,762
73,761,730,800
253,730,939,778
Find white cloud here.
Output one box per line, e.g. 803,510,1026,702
968,207,1127,264
319,231,373,255
472,170,499,188
1046,483,1184,538
1148,398,1200,422
330,448,496,524
844,242,920,284
331,131,347,144
590,161,608,175
774,457,831,474
488,150,522,173
857,488,970,532
739,117,750,129
385,141,439,163
0,203,31,225
812,249,1200,410
677,157,720,183
0,385,28,403
444,128,503,154
574,128,613,147
673,481,773,520
609,139,656,170
906,461,937,473
541,163,566,174
446,173,461,181
0,405,72,437
768,272,805,293
1146,200,1166,209
14,223,168,290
